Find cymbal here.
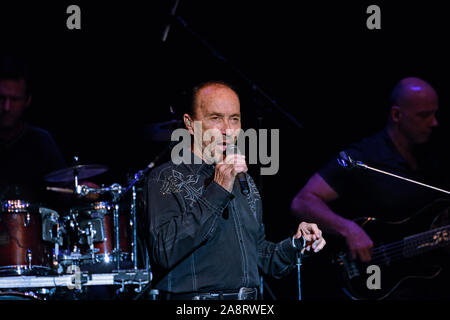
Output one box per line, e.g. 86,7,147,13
44,164,108,183
144,119,183,142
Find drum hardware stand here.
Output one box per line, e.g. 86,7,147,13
0,272,151,290
52,229,61,271
114,270,151,293
122,174,146,274
24,213,31,227
40,207,64,274
112,203,121,271
73,156,81,196
26,250,33,270
121,142,176,271
83,222,97,262
57,213,86,273
131,185,138,270
100,185,124,271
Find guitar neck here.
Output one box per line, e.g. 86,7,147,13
403,224,450,258
370,225,450,264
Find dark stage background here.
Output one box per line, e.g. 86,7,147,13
1,1,449,300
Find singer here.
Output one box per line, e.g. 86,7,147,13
144,80,325,300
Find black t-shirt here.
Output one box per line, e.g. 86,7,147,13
0,124,66,204
318,128,450,222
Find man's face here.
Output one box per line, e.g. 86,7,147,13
187,85,241,162
397,89,439,144
0,78,30,130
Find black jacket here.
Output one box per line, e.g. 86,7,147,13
146,152,297,294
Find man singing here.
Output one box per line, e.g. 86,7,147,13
145,81,326,300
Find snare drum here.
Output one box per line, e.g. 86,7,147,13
0,200,54,276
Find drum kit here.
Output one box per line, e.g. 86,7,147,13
0,121,180,300
0,160,153,300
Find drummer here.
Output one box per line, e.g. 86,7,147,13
0,56,68,204
0,56,100,206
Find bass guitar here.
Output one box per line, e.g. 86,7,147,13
332,199,450,300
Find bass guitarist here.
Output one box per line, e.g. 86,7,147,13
291,77,450,299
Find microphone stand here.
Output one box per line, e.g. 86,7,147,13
161,0,180,42
293,237,306,301
297,251,302,300
339,152,450,195
255,100,266,300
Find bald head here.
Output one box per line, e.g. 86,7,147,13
388,77,439,145
390,77,438,111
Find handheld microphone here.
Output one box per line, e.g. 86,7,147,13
226,144,250,196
